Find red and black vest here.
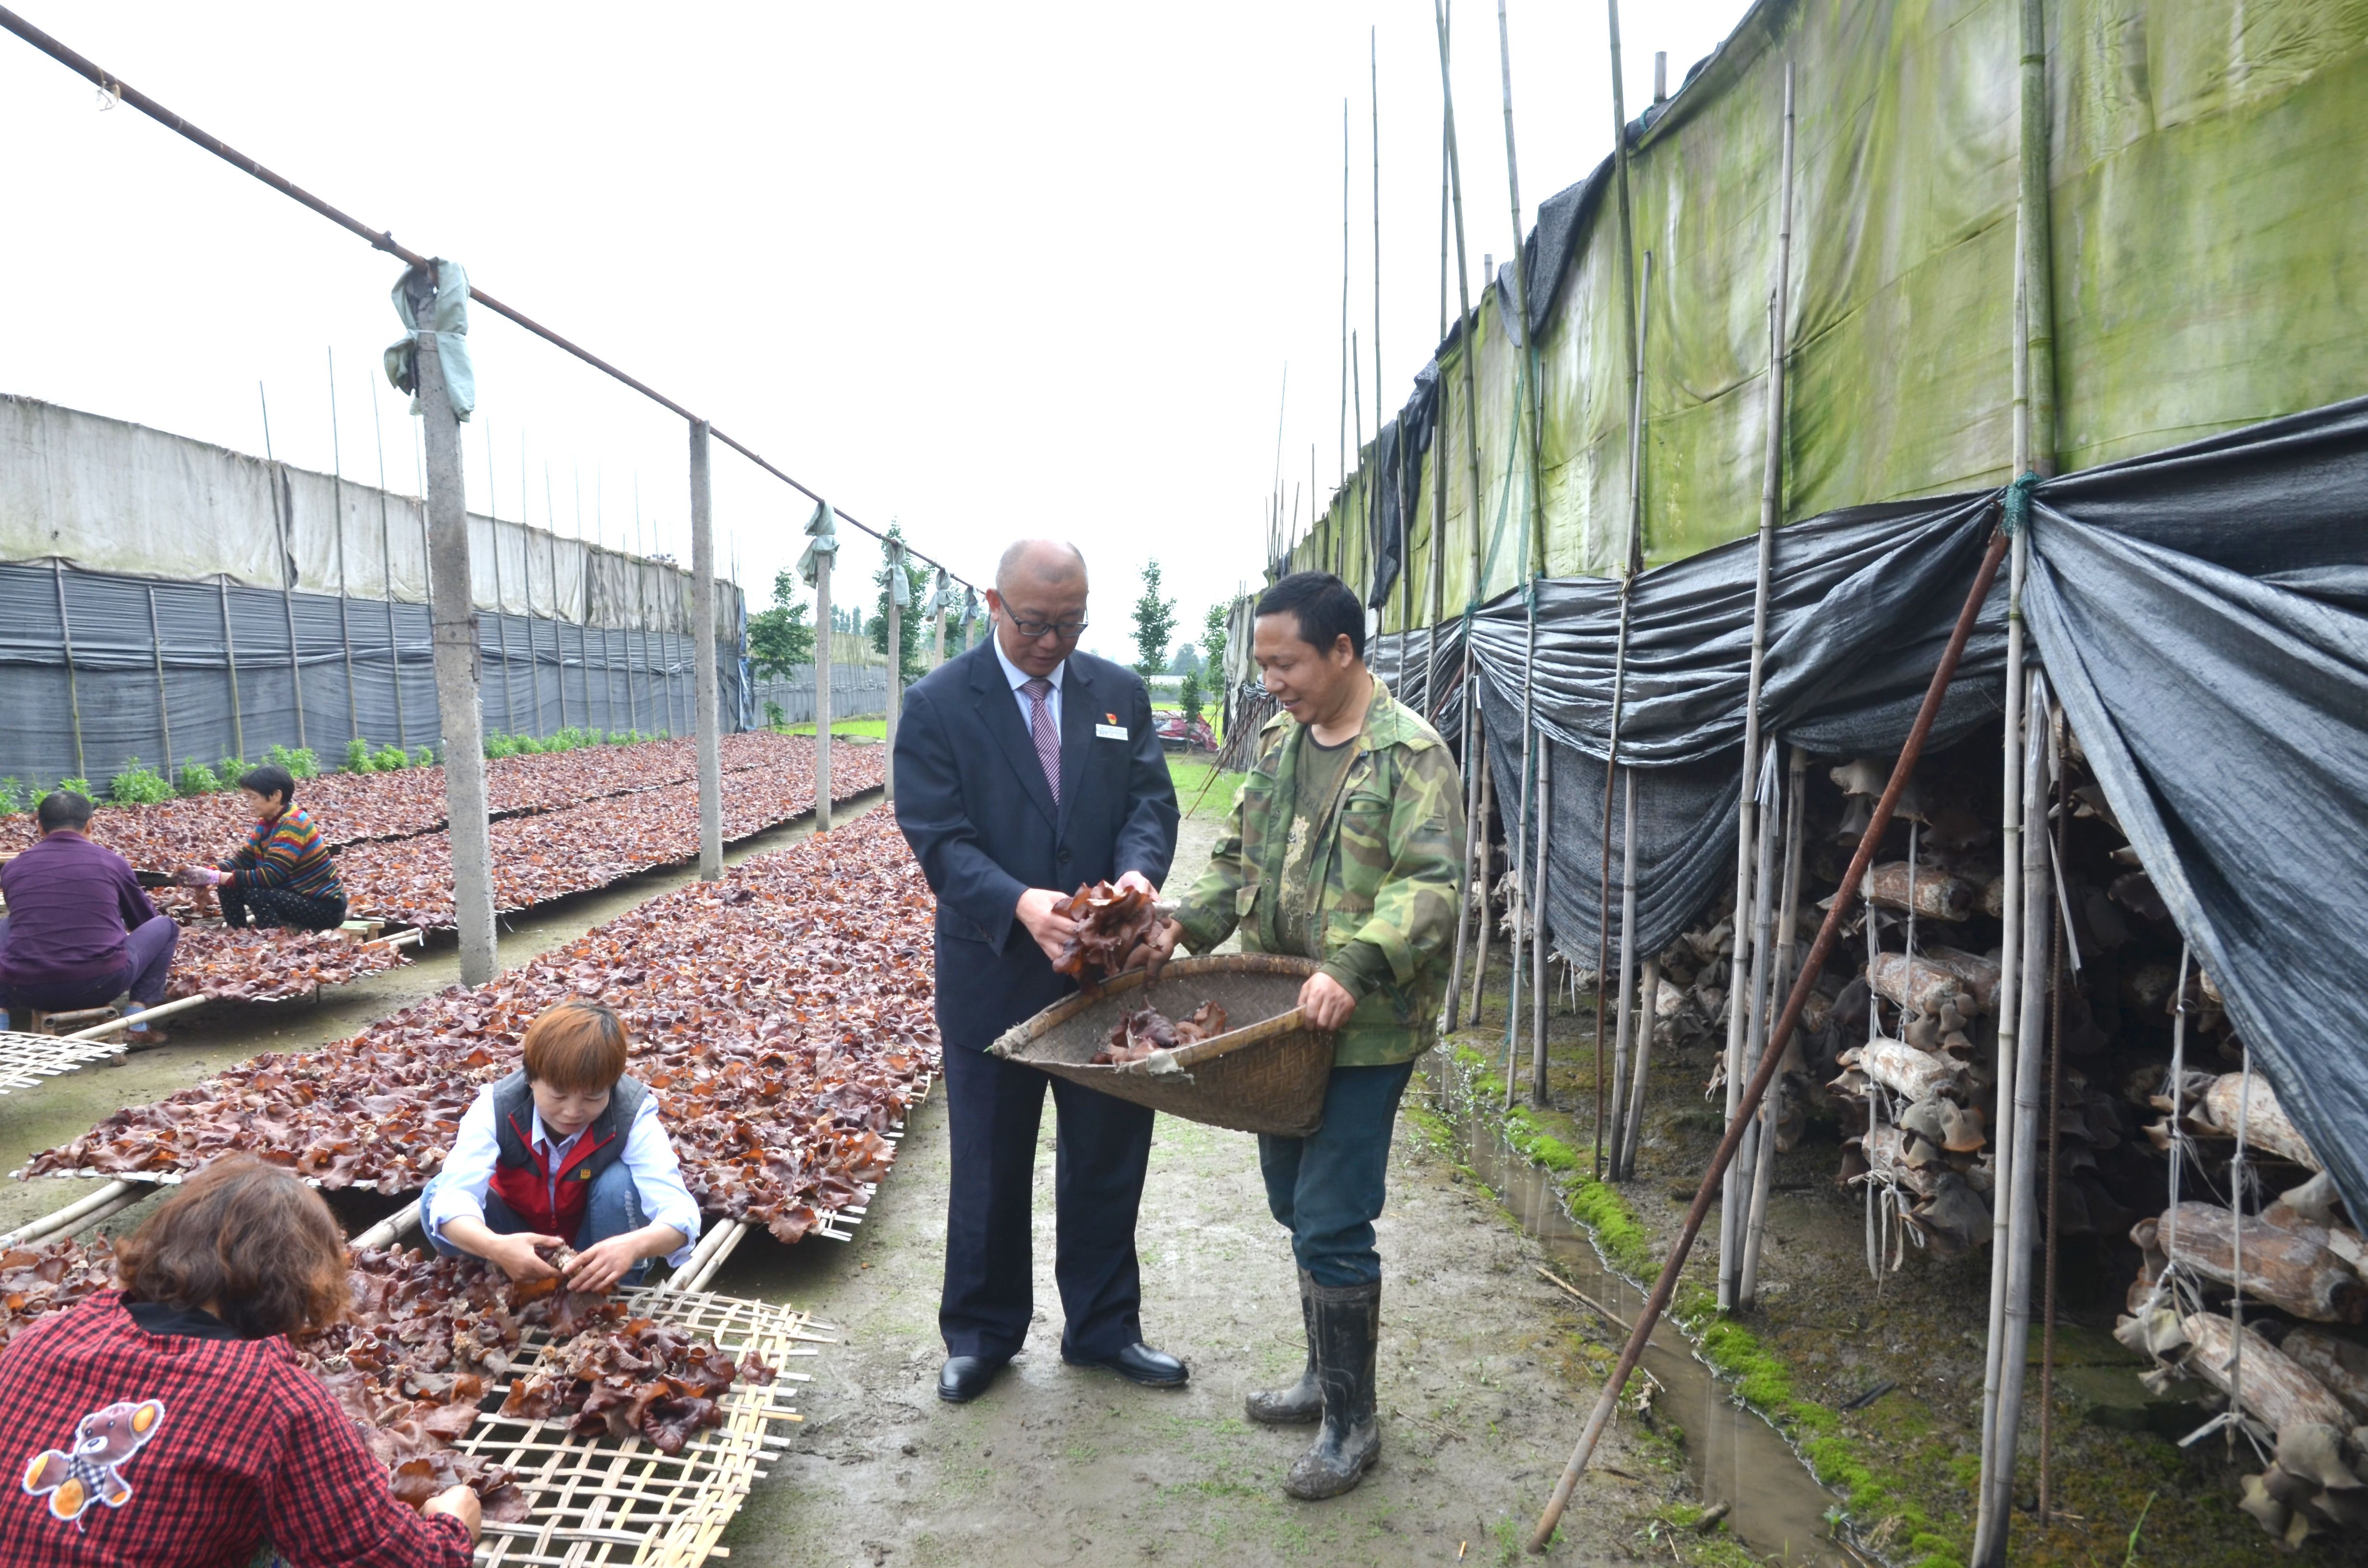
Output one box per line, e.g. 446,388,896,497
484,1068,647,1242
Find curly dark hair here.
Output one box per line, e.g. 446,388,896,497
115,1154,348,1340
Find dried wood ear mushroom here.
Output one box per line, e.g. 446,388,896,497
1051,882,1159,982
1092,1001,1229,1065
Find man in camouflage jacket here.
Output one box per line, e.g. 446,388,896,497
1133,571,1465,1501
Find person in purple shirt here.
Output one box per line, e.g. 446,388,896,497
0,791,178,1042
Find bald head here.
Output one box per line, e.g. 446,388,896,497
987,539,1090,678
995,539,1088,595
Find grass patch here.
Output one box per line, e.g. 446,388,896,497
778,717,888,738
1170,760,1247,820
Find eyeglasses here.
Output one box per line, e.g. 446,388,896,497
1004,613,1088,640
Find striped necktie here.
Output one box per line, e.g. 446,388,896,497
1024,677,1061,804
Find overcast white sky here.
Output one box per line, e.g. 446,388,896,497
0,0,1753,666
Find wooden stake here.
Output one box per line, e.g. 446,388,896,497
370,368,407,751
411,270,498,986
812,539,833,832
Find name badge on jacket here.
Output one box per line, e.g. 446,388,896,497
1095,719,1128,740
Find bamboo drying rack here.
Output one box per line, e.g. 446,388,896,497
460,1284,832,1567
0,1028,127,1094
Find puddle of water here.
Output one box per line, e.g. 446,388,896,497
1420,1055,1859,1567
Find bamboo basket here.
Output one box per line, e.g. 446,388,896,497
990,954,1333,1137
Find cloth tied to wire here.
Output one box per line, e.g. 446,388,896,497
889,542,912,608
798,501,839,588
382,258,474,420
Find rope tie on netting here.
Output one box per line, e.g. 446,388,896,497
2001,470,2041,537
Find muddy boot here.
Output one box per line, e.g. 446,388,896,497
1283,1276,1381,1499
1245,1269,1321,1425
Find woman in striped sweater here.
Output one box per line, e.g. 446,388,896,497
181,764,349,931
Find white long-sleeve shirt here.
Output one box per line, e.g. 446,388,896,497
991,633,1065,739
425,1083,702,1268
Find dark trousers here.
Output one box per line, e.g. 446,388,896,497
939,1041,1156,1363
1258,1060,1416,1288
219,884,347,931
0,914,179,1014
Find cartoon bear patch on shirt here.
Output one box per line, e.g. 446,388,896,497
22,1399,166,1523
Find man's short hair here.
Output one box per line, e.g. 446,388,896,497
521,999,632,1093
237,763,297,805
36,791,94,832
1255,571,1365,661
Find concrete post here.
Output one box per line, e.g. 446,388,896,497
689,420,722,879
413,284,498,986
884,539,903,800
813,554,833,833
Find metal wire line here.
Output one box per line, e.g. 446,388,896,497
0,3,982,595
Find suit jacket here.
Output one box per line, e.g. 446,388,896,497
893,641,1180,1053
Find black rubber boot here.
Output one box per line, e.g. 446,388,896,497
1245,1269,1321,1425
1283,1276,1381,1499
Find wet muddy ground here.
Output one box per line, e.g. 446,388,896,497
1455,949,2368,1567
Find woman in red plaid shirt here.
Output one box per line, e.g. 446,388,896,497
0,1156,479,1567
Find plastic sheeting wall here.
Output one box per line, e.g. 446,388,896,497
0,395,740,638
1287,0,2368,617
0,562,746,788
748,665,892,727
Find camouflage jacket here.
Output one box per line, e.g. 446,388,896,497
1173,678,1466,1066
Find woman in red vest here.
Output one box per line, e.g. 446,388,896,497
421,1000,701,1292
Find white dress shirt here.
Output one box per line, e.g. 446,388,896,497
426,1083,702,1267
991,633,1065,740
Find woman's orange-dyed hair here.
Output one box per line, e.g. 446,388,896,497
520,999,631,1092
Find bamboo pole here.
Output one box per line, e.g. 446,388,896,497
1604,768,1640,1162
349,1200,421,1251
1739,744,1807,1305
147,586,171,774
1505,612,1536,1110
1426,81,1450,721
1496,0,1546,581
522,439,545,736
219,575,243,760
0,1180,137,1249
370,368,407,751
1616,955,1658,1179
1974,232,2035,1563
545,465,567,731
2038,703,2070,1519
259,384,307,752
1527,521,2011,1554
1974,671,2051,1568
1341,97,1351,492
485,421,517,740
1723,747,1781,1307
54,560,86,779
812,542,833,832
1591,249,1652,1181
690,419,722,879
1434,0,1485,618
2020,0,2058,481
1467,744,1496,1026
1528,723,1553,1105
328,350,358,740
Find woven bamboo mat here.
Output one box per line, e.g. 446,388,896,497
0,1029,125,1095
462,1285,834,1567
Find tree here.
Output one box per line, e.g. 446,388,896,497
1131,560,1177,677
745,570,816,680
1200,600,1231,684
871,523,930,684
1177,667,1204,731
1168,640,1201,677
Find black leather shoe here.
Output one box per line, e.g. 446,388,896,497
937,1355,1008,1403
1064,1341,1189,1388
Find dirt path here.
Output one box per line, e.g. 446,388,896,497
717,1082,1675,1567
713,773,1683,1567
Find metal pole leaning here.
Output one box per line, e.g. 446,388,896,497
690,419,722,879
1527,521,2010,1554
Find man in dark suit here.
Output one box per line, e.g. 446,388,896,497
893,539,1184,1403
